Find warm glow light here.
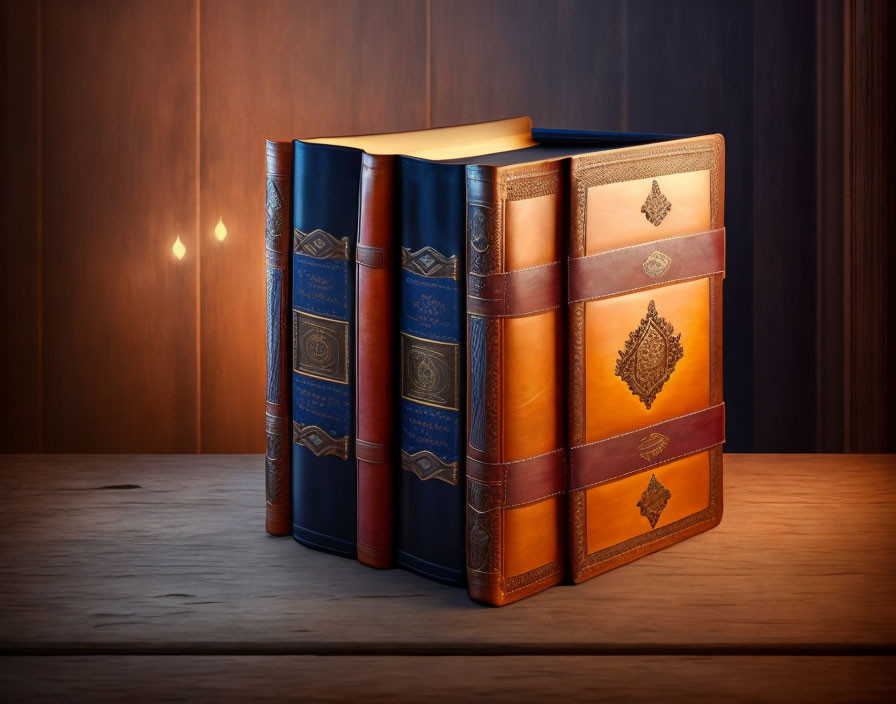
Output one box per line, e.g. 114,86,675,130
172,236,186,260
214,217,227,242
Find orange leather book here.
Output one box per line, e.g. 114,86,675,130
465,158,567,605
566,135,726,583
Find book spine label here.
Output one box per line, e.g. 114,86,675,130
355,153,396,569
465,162,566,606
291,141,358,557
396,158,466,585
264,140,293,536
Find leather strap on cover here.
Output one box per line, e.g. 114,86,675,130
356,243,386,268
466,449,566,510
355,438,385,464
569,403,725,491
568,228,725,303
467,260,562,318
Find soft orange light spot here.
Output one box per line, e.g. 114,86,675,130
172,235,186,260
214,217,227,242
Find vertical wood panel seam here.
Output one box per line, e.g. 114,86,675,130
195,0,202,453
842,0,854,451
425,0,431,128
814,0,822,451
37,0,43,453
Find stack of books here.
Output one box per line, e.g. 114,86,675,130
264,117,726,606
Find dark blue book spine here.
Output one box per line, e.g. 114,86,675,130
291,141,359,557
396,156,466,585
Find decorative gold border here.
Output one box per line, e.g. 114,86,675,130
293,421,350,461
401,448,458,485
399,331,460,411
292,309,350,385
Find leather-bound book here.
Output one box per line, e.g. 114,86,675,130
265,140,293,536
355,153,397,569
291,139,361,556
565,134,726,583
393,121,537,585
464,158,567,605
291,119,534,561
461,133,678,605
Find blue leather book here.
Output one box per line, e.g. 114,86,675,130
396,156,470,585
291,140,360,557
290,119,535,561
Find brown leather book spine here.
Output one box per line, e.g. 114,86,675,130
465,162,566,606
355,153,396,568
264,140,293,536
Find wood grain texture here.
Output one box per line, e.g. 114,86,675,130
198,0,426,452
0,454,893,652
0,0,40,451
39,0,199,451
1,655,894,703
845,0,893,451
429,0,624,128
625,0,754,452
816,0,846,452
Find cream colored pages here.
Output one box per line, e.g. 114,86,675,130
301,116,535,158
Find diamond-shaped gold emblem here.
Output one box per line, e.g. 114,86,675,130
637,474,671,529
640,180,671,226
615,300,683,409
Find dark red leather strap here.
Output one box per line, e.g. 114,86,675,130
356,244,385,268
356,438,385,464
568,227,725,303
467,448,566,509
569,403,725,491
467,260,562,318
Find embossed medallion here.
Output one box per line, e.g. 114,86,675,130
615,300,683,409
293,421,349,460
640,180,672,226
294,311,349,384
468,206,489,253
637,432,670,461
637,473,672,529
294,228,350,260
401,333,459,410
265,179,283,250
642,250,671,278
401,449,458,485
401,246,459,279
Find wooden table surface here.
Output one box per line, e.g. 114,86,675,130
0,453,893,702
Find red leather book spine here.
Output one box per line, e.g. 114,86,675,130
264,140,293,535
355,153,396,568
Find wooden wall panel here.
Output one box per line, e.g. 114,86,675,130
752,0,817,451
0,0,40,451
430,0,624,128
845,0,893,451
198,0,426,452
40,0,199,452
625,0,754,451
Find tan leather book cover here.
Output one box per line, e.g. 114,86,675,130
567,135,726,583
465,160,566,605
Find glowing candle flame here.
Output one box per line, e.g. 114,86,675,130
172,235,186,260
214,217,227,242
